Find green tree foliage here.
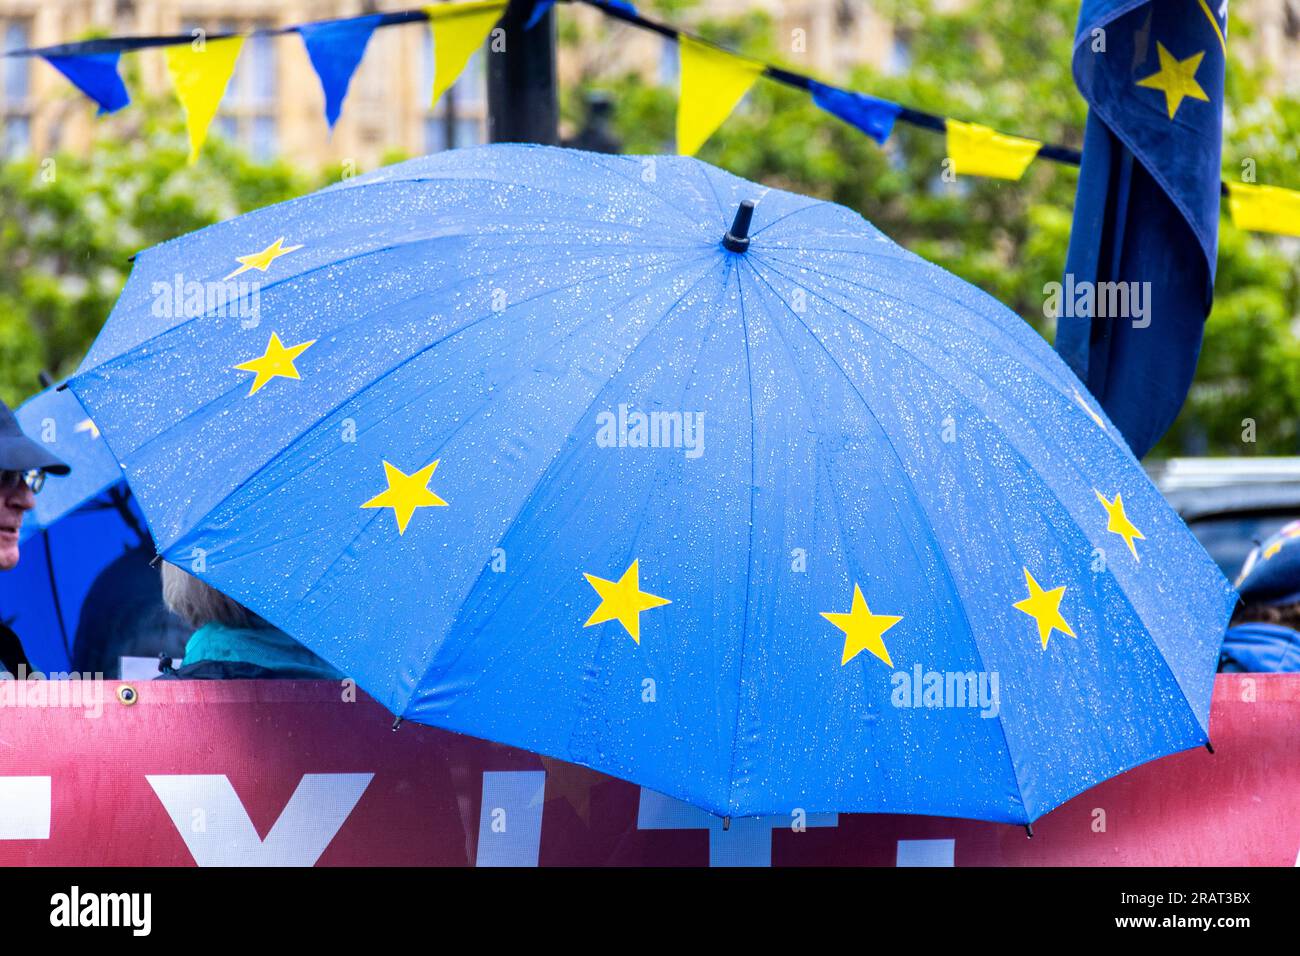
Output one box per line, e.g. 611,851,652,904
2,1,1296,458
0,90,319,404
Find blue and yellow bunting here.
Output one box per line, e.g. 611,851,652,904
299,14,385,130
526,0,637,29
808,80,900,146
6,0,1295,240
945,119,1042,180
164,36,244,164
42,53,130,114
676,36,765,156
426,1,508,108
1226,182,1300,238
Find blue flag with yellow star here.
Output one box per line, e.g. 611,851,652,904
1057,0,1226,458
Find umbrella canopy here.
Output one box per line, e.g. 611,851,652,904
0,387,186,674
67,144,1235,822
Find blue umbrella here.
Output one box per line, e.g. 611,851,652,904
0,386,186,674
67,145,1235,822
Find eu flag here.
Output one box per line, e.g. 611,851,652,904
1057,0,1226,458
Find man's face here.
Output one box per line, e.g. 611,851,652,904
0,478,35,570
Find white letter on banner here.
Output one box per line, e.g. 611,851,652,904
636,788,836,866
0,777,51,839
896,838,955,866
147,773,372,866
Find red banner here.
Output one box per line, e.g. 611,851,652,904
0,674,1296,866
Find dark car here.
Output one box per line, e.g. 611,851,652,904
1147,457,1300,581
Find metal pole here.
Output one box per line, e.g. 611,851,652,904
444,84,458,149
487,0,559,144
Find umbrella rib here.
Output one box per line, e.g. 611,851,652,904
746,256,933,654
721,257,759,818
752,257,1216,761
565,348,720,774
155,250,704,563
763,271,983,813
745,199,836,239
393,258,728,723
756,242,1128,420
753,249,1127,460
764,243,1062,350
82,238,438,376
562,262,743,767
693,161,732,223
592,153,726,235
105,246,695,502
87,223,703,377
326,158,715,237
740,258,1033,819
756,241,916,258
289,251,722,613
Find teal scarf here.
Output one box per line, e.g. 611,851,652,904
182,622,343,680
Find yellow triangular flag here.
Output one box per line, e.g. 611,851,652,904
676,36,765,156
427,1,507,107
164,36,244,165
945,119,1042,180
1227,181,1300,238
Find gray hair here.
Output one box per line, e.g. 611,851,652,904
160,562,259,630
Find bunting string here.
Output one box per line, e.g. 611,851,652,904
0,0,1296,237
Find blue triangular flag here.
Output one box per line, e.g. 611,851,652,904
299,14,383,129
808,80,900,145
42,53,130,115
527,0,636,30
524,0,557,29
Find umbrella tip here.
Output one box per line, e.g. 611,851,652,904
1205,740,1215,755
722,200,756,253
1024,824,1034,839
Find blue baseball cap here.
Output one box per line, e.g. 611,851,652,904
1235,519,1300,606
0,399,70,476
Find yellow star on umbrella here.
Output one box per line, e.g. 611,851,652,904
1136,42,1209,120
583,559,671,644
1095,489,1145,560
223,236,303,281
1013,568,1075,650
361,459,448,534
821,583,902,667
232,332,316,396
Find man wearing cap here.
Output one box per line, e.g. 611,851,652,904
1220,519,1300,673
0,399,70,674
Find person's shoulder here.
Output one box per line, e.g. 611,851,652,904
0,619,30,675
